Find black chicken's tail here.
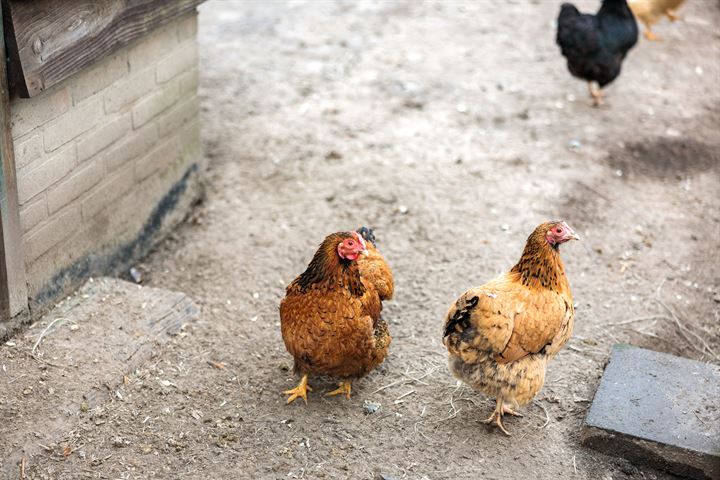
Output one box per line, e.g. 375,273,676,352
556,3,581,49
558,3,579,21
356,226,376,246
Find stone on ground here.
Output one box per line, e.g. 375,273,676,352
582,344,720,480
0,277,198,477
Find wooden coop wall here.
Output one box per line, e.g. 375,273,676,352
7,11,202,312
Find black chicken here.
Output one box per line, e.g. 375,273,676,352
556,0,639,106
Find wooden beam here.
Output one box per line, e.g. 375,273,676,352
0,2,28,320
3,0,203,98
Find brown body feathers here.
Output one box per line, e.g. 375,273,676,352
280,231,393,380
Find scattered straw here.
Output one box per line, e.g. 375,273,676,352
32,317,66,355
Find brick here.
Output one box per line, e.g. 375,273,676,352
17,143,76,205
102,122,158,172
128,22,177,73
77,113,132,162
157,96,199,139
47,161,104,214
19,195,48,234
156,41,198,83
44,97,104,151
10,86,71,138
178,67,199,95
104,67,157,114
134,134,181,181
132,79,179,128
81,165,135,220
14,133,43,170
71,51,128,104
177,13,198,41
582,344,720,479
24,205,81,261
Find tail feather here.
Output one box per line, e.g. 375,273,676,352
356,226,376,245
443,295,479,339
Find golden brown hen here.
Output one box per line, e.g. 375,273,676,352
628,0,687,40
280,228,393,404
443,221,579,435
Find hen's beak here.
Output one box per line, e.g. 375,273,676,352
561,221,580,241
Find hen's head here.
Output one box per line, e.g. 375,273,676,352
336,231,367,261
541,220,580,247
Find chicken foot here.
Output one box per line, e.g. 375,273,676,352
284,374,313,404
665,9,682,22
325,381,352,399
643,27,659,41
482,396,522,435
587,82,604,106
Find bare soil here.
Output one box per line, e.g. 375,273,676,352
2,1,719,479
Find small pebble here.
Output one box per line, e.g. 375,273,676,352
363,400,381,414
129,267,142,284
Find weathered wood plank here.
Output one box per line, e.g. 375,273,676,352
0,3,28,321
3,0,203,98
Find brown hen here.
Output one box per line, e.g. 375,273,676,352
443,221,579,434
280,229,393,404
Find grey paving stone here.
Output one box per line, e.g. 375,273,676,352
582,344,720,479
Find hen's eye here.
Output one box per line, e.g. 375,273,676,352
347,240,354,246
555,227,563,233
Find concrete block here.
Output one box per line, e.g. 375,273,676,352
47,161,104,214
10,86,71,138
156,40,198,83
157,96,199,139
44,97,104,151
19,195,48,234
14,133,43,170
24,205,81,261
0,277,198,477
81,165,135,220
104,68,156,113
131,79,179,128
103,122,158,172
127,21,177,73
17,143,76,205
77,113,132,162
71,51,128,104
582,344,720,480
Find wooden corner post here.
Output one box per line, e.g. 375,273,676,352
0,2,28,321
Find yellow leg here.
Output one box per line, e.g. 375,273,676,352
665,9,682,22
643,28,659,41
325,381,352,400
587,82,604,107
283,374,312,404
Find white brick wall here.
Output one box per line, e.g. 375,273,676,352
9,12,203,301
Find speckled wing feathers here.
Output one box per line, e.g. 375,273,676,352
443,273,574,364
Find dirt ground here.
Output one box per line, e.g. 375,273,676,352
2,0,720,479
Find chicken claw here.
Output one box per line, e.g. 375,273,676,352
643,29,659,41
325,381,352,399
482,397,515,436
284,374,312,404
